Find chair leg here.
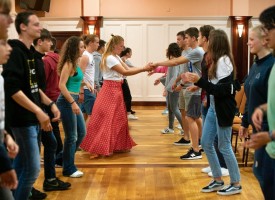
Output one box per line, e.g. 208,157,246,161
245,147,249,166
234,134,238,153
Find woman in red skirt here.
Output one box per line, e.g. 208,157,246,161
80,35,152,158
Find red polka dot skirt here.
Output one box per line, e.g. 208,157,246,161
80,80,137,156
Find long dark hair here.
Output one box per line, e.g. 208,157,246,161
166,43,181,59
208,29,236,79
120,47,131,57
57,36,82,75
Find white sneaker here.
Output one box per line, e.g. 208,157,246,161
162,109,168,115
128,114,138,120
208,168,229,177
69,170,84,178
201,166,211,173
176,124,182,130
161,127,174,134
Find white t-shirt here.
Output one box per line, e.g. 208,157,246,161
210,55,233,84
103,55,123,81
82,50,95,89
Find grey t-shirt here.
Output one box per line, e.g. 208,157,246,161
184,46,204,95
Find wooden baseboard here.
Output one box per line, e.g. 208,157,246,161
132,102,166,106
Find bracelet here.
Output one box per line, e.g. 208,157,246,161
48,101,55,108
269,130,275,141
70,100,75,104
79,92,84,94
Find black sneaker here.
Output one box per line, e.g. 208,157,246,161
43,178,71,191
180,148,202,160
217,184,242,195
201,180,224,193
174,138,191,146
29,187,47,200
199,148,204,153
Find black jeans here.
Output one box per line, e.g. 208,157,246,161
122,79,132,112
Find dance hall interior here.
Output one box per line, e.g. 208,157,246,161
5,0,275,200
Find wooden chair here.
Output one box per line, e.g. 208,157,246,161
242,127,253,166
231,90,246,153
233,85,244,124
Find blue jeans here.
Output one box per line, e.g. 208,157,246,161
41,131,57,179
81,89,96,115
57,94,86,176
11,125,40,200
201,98,240,183
201,103,227,169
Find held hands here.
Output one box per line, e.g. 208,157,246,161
252,108,264,131
185,72,200,83
143,63,154,72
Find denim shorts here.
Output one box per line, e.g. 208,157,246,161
81,89,96,115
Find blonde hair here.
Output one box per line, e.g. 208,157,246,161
82,34,99,47
250,25,268,43
100,35,124,71
0,0,11,12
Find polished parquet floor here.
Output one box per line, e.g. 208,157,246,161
35,106,263,200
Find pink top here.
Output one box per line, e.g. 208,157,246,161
153,66,168,74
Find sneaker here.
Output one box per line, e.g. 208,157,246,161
55,164,62,168
180,148,202,160
176,124,182,130
29,187,47,200
161,127,174,134
201,180,224,193
161,109,168,115
208,168,229,177
130,110,136,114
128,114,138,120
198,139,202,148
173,138,190,146
65,170,84,178
199,148,204,153
201,166,211,173
217,184,242,195
43,178,71,191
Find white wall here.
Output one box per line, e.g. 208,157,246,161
101,17,230,101
8,17,261,102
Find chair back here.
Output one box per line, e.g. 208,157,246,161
235,85,244,109
239,92,247,114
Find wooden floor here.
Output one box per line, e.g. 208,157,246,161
35,106,263,200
